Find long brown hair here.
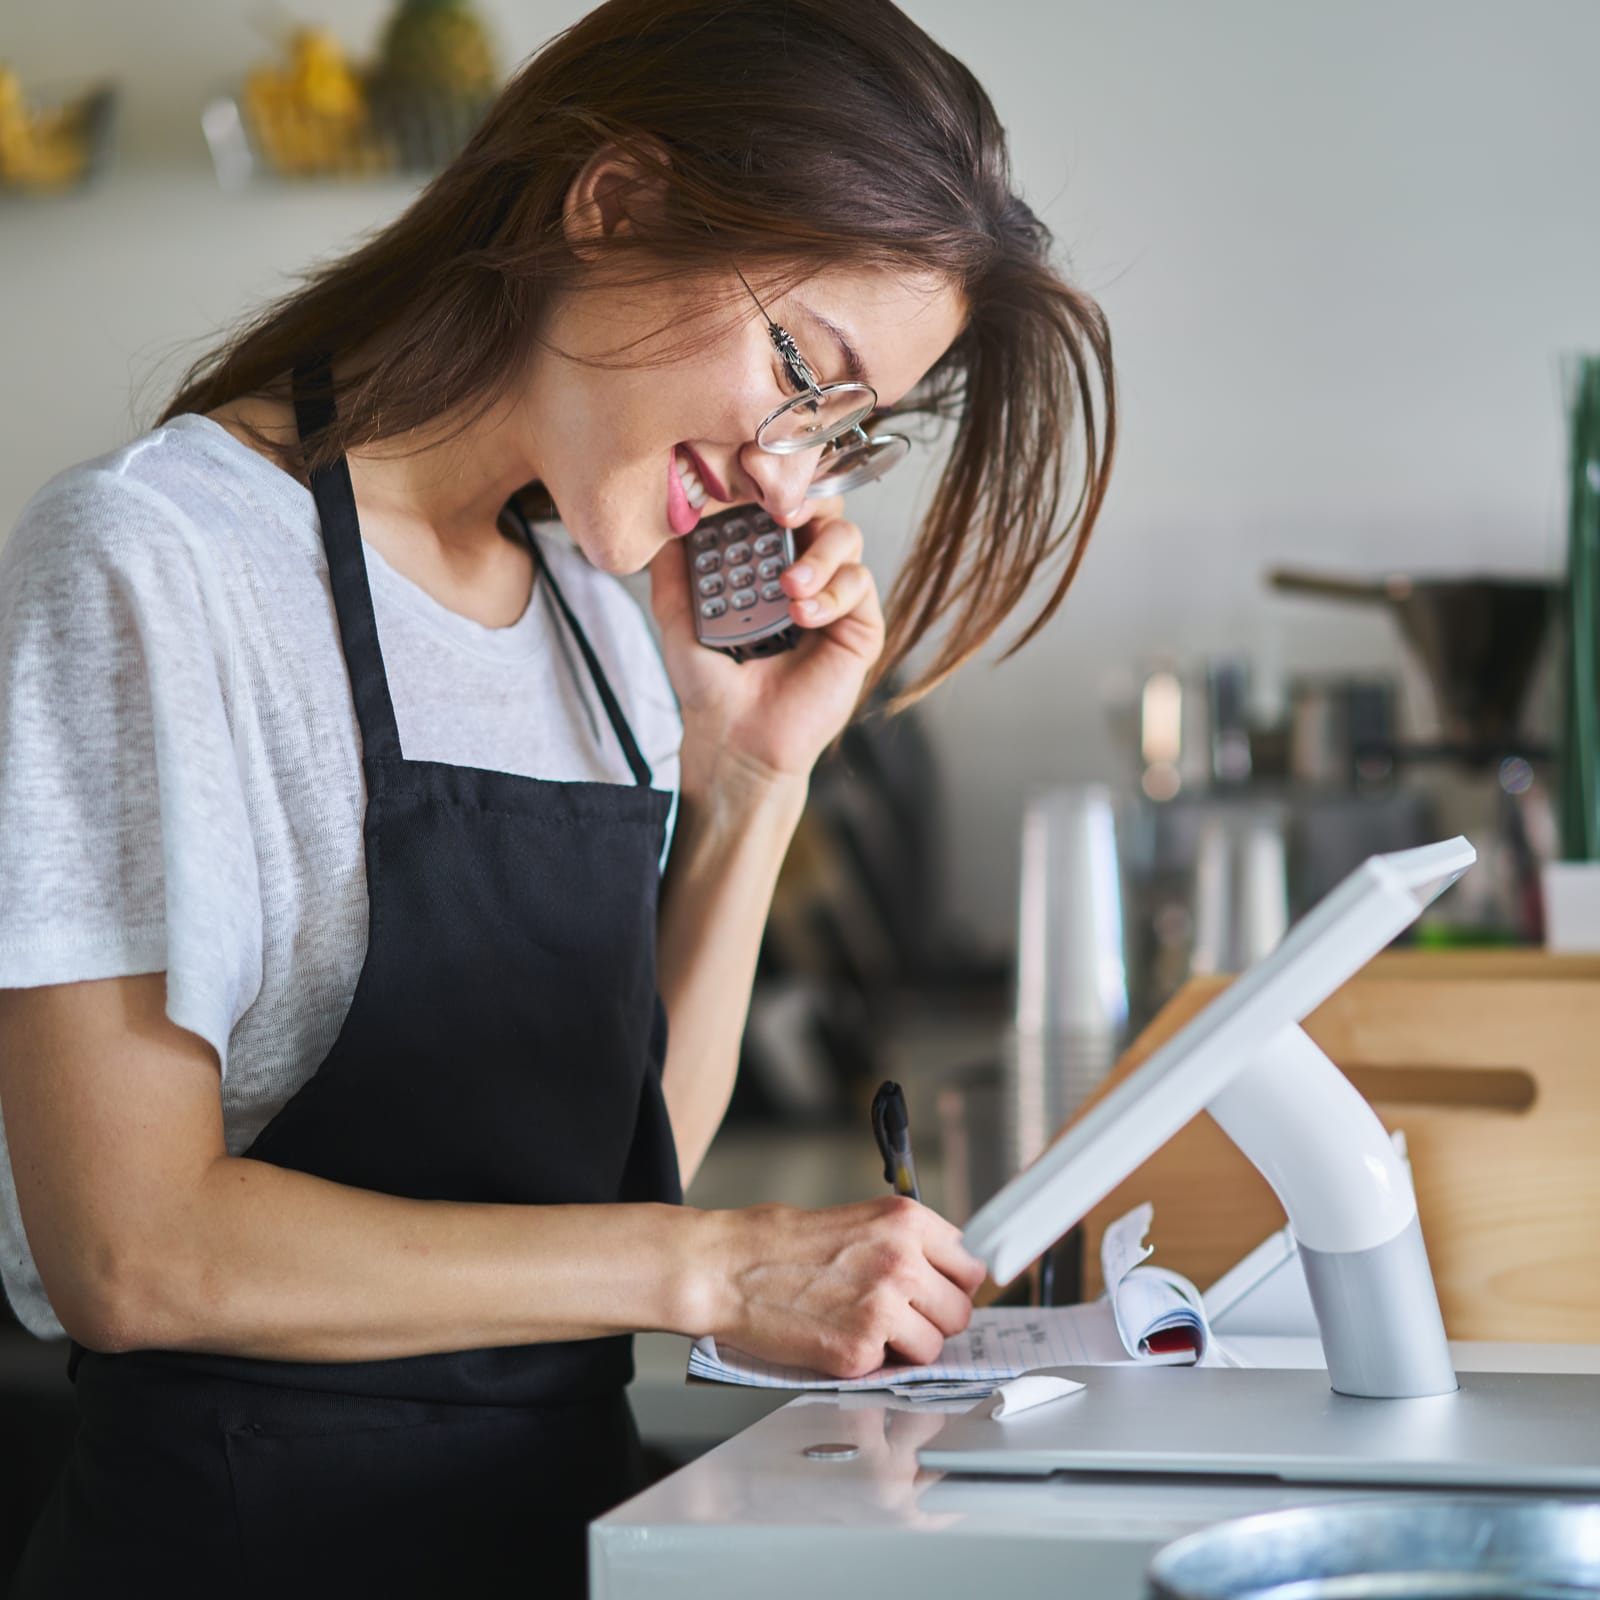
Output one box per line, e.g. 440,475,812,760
162,0,1115,704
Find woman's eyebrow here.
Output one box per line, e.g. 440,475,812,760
794,301,866,386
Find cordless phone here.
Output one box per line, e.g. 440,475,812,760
686,505,800,661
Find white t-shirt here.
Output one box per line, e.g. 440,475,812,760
0,413,682,1338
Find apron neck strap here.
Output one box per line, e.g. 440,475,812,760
509,502,654,789
291,353,403,768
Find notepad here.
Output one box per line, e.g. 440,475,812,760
686,1302,1138,1392
686,1202,1219,1395
1102,1201,1210,1365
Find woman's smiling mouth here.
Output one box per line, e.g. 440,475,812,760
668,445,732,536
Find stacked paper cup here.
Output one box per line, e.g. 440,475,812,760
1008,785,1130,1174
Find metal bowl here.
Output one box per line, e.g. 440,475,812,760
1148,1497,1600,1599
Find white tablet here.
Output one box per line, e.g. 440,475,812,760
962,837,1476,1286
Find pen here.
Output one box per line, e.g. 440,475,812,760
870,1080,921,1202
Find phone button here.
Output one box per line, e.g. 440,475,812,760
757,557,785,581
730,589,758,610
700,597,728,619
760,581,786,603
724,541,752,565
728,564,756,589
694,550,722,574
753,532,784,557
697,574,725,598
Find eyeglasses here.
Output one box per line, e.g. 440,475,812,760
736,269,910,499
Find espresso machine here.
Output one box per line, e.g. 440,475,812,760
1113,567,1560,1031
1269,568,1561,944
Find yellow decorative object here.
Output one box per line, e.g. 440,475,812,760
0,63,94,192
242,27,388,177
290,29,364,120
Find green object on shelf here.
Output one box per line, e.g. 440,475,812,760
1559,355,1600,862
1412,921,1520,950
376,0,498,101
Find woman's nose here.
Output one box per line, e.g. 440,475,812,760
738,441,819,522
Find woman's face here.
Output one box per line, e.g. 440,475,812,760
522,263,967,575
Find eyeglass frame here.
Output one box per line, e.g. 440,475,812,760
735,268,909,494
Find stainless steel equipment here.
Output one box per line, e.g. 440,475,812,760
1269,567,1562,942
1269,568,1560,759
1148,1495,1600,1599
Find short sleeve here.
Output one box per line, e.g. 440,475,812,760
0,469,264,1074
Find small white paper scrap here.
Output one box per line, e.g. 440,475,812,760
988,1373,1086,1419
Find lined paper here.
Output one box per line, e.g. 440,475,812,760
687,1303,1133,1391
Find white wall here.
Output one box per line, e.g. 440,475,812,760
3,1,1597,947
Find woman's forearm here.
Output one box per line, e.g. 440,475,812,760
0,976,721,1361
655,765,808,1186
2,975,985,1376
147,1164,712,1361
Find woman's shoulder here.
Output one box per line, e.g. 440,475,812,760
4,411,317,592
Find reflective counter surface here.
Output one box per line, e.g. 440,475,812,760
599,1338,1600,1600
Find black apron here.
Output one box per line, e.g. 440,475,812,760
12,358,681,1599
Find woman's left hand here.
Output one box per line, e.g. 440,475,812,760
648,496,884,794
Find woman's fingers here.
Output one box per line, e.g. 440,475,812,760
783,513,881,645
787,513,864,582
922,1219,989,1297
906,1258,975,1347
885,1302,949,1369
789,561,874,629
711,1197,984,1380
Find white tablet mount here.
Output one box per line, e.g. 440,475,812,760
962,838,1478,1400
1205,1022,1452,1397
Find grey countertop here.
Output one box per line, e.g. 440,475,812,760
599,1339,1600,1600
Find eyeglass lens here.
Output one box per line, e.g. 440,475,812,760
803,430,912,498
758,383,877,454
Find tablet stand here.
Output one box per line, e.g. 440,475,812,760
1207,1022,1455,1398
932,842,1600,1489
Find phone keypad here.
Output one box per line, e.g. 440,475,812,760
687,511,798,660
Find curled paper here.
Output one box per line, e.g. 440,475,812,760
987,1373,1086,1419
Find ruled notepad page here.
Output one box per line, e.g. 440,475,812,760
686,1303,1135,1391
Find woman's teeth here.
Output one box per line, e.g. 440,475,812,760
675,454,708,509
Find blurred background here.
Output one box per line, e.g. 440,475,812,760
3,0,1598,1558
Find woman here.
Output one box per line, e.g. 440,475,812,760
0,0,1113,1592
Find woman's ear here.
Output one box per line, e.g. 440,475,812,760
561,143,671,258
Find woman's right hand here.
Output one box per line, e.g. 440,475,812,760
694,1197,987,1379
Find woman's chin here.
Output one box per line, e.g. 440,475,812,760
561,519,664,578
